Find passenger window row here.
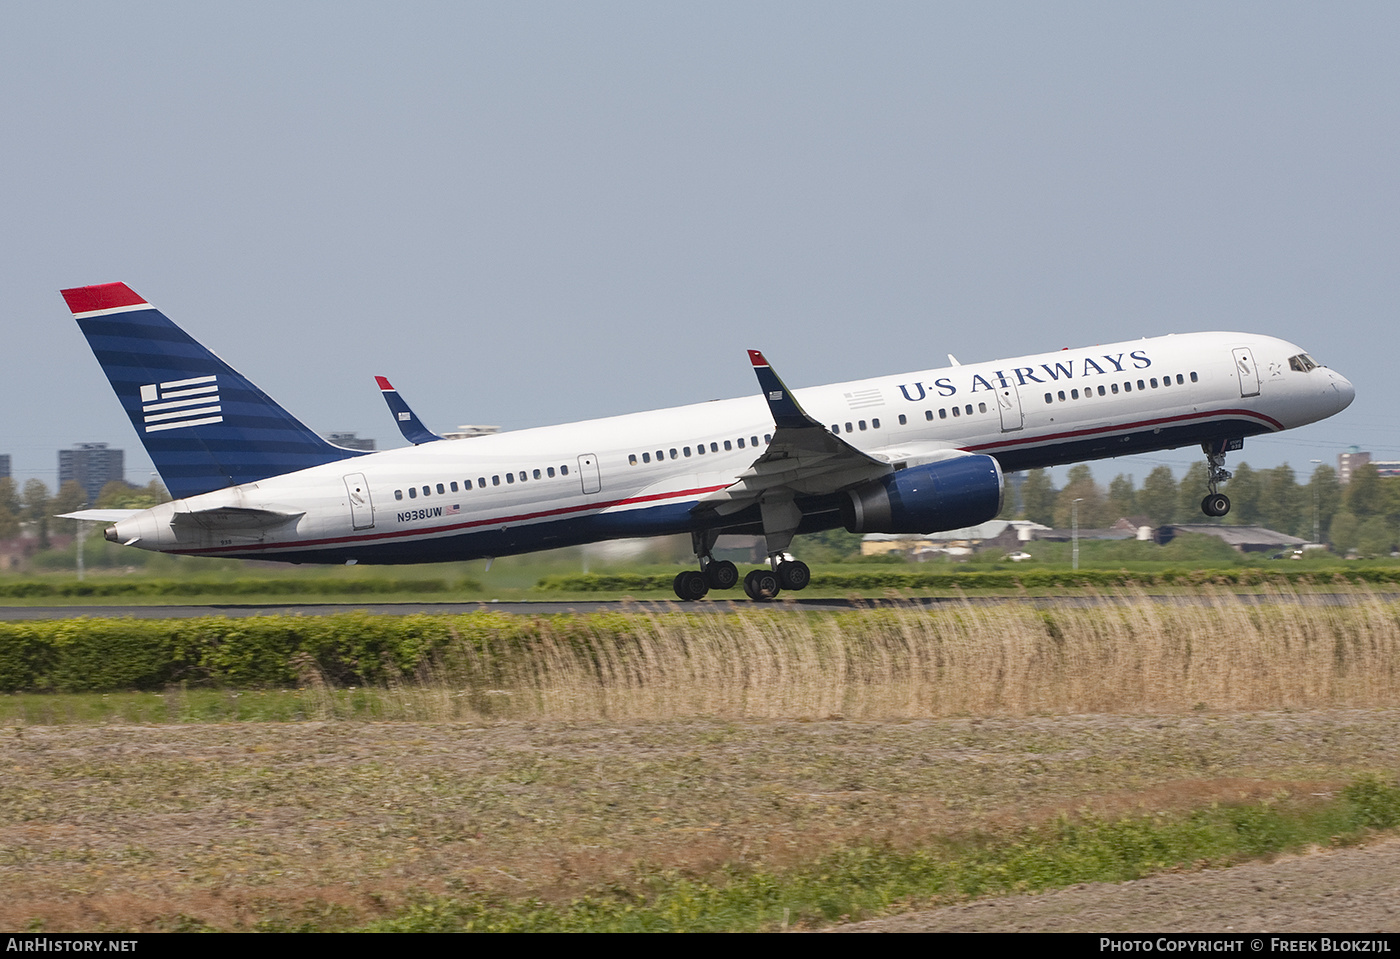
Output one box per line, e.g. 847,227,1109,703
831,418,880,434
890,403,991,425
918,403,989,423
1043,372,1197,404
393,463,571,501
628,434,773,466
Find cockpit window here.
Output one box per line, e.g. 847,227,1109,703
1288,353,1320,372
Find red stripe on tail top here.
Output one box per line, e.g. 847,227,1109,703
375,376,394,391
61,283,147,315
747,350,769,367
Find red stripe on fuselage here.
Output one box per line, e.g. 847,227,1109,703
61,282,148,315
171,483,731,555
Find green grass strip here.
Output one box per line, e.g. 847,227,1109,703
357,776,1400,933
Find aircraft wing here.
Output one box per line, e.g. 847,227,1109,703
697,351,891,512
376,376,443,444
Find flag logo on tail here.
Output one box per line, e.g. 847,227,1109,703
139,375,223,433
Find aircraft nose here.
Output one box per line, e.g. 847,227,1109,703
1334,370,1355,406
1329,370,1356,413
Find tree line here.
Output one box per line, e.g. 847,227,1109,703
0,478,170,548
1011,461,1400,555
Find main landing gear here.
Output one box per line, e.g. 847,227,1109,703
671,531,811,602
741,555,810,601
671,561,738,601
1200,440,1238,518
672,530,739,601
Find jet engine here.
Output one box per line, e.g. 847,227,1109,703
842,454,1004,534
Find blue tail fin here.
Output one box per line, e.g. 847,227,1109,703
375,376,443,444
63,282,363,499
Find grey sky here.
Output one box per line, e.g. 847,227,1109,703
3,2,1396,494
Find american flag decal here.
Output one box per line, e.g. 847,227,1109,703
139,375,223,433
844,388,883,409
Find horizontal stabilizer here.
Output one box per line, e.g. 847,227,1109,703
56,509,142,523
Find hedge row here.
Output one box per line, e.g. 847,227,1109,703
536,567,1400,592
0,577,468,598
0,611,580,692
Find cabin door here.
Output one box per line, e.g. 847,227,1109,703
996,381,1024,432
343,473,374,530
1232,348,1260,397
577,454,602,494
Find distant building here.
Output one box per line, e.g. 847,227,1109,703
0,454,9,480
1022,526,1135,544
442,425,501,440
325,432,376,452
1158,524,1308,554
1112,516,1158,541
58,443,124,504
1372,461,1400,478
862,520,1054,557
1339,446,1371,484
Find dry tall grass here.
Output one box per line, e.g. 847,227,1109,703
318,585,1400,722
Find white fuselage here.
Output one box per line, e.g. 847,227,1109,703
106,331,1354,563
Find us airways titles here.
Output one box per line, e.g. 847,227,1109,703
896,350,1153,401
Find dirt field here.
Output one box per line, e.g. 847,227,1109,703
1,710,1398,931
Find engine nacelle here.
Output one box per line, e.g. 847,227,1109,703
842,454,1004,534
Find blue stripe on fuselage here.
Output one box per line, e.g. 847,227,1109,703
983,416,1272,472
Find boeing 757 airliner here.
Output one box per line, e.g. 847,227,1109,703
59,282,1354,600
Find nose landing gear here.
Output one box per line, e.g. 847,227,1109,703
1202,491,1231,517
1200,439,1241,517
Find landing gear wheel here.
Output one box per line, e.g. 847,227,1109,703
1201,493,1231,517
704,560,739,590
1201,442,1235,518
775,560,811,591
743,568,781,601
673,570,709,601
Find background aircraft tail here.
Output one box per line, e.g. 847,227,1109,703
63,282,363,499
